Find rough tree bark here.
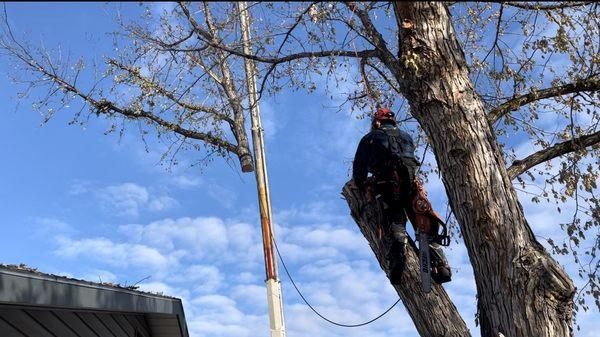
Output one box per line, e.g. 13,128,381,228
385,3,576,337
342,182,471,337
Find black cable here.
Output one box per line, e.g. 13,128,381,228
271,234,402,328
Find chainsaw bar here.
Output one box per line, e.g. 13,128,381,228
418,231,432,293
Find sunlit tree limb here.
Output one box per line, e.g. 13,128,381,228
508,130,600,179
488,78,600,123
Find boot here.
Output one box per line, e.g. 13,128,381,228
430,243,452,284
387,224,408,285
387,241,406,285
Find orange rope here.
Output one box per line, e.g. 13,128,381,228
347,2,377,116
352,39,377,116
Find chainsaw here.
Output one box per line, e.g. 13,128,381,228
407,179,450,293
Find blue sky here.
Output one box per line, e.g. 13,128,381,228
0,3,597,337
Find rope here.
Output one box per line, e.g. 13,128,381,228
358,54,377,114
348,3,377,116
271,234,401,328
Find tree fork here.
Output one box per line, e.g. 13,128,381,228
342,182,471,337
392,2,576,336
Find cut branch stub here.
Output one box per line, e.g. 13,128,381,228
342,181,471,337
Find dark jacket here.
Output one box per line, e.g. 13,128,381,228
352,123,419,189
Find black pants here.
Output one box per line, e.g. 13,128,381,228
373,161,417,279
374,159,418,229
375,161,452,284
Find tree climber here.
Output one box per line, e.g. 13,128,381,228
352,108,452,286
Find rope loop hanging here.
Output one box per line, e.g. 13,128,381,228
271,234,401,328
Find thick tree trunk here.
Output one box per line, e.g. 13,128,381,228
342,182,471,337
389,3,576,337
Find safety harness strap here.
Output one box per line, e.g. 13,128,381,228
380,127,450,246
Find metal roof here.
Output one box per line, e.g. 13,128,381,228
0,264,189,337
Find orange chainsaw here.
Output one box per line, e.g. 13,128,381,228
406,179,450,293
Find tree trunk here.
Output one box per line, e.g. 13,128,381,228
342,182,471,337
390,3,576,337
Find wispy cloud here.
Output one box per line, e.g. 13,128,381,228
98,183,150,217
48,208,425,337
172,175,204,188
51,170,597,337
207,183,238,210
32,217,75,237
70,181,179,217
55,236,177,273
149,195,179,212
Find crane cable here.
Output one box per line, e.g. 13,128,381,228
268,4,398,328
271,233,402,328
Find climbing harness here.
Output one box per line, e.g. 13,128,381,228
375,126,451,293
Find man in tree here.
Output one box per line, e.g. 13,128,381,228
2,1,598,335
353,107,451,286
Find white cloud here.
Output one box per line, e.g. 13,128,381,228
275,242,343,263
172,175,203,188
68,180,92,195
33,217,75,236
289,225,366,251
118,217,228,257
49,194,599,337
137,282,193,309
260,101,284,140
49,208,426,337
230,284,266,309
235,272,259,284
117,217,262,266
70,181,179,217
82,269,118,284
187,294,266,337
55,236,176,273
275,200,347,224
149,195,179,212
137,281,178,296
171,264,223,294
98,182,149,217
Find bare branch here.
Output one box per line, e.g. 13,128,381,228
475,4,504,86
274,2,320,56
178,2,377,65
365,58,402,93
3,42,239,154
200,1,254,172
499,1,595,10
107,59,235,126
508,130,600,179
345,1,400,77
488,78,600,123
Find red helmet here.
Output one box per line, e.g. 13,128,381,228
373,107,396,124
